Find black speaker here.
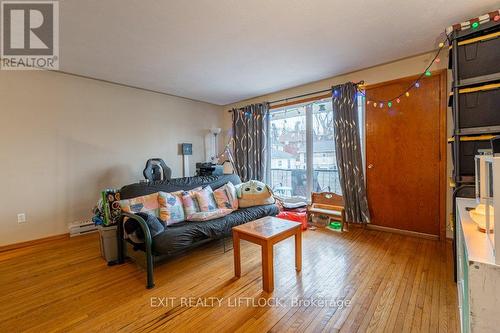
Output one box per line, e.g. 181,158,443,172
195,163,223,176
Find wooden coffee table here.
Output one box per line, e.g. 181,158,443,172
232,216,302,293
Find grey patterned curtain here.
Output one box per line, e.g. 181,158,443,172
332,83,371,223
232,103,270,182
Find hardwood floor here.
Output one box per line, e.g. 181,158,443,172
0,228,458,332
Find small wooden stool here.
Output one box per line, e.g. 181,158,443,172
232,217,302,293
307,192,346,231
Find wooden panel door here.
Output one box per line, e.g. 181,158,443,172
365,72,446,237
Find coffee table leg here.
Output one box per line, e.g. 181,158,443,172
233,231,241,278
295,229,302,272
262,242,274,292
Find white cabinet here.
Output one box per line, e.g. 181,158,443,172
456,198,500,333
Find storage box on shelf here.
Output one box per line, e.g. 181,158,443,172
449,83,500,131
449,135,495,182
450,29,500,80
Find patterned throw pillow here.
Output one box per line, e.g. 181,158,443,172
181,187,202,216
119,192,160,217
158,191,185,225
186,208,233,222
195,186,218,212
213,182,239,210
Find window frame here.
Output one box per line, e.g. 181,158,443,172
268,93,366,199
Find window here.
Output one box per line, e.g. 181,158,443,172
269,96,365,199
269,105,306,198
312,101,340,194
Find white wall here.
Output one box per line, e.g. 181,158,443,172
0,70,222,246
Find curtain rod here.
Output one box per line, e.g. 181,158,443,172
227,80,364,112
268,88,331,105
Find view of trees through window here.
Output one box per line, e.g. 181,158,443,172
269,96,364,199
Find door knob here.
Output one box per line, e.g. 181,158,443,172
368,164,373,169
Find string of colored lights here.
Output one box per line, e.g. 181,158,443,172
353,32,451,109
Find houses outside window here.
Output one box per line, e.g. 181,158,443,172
269,96,364,199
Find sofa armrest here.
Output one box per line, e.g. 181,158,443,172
121,212,153,245
120,212,155,289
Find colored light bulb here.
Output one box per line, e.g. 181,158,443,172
472,22,479,29
415,82,420,88
405,92,410,97
373,102,377,107
438,42,444,48
435,58,441,63
425,70,431,76
388,102,392,108
379,103,383,108
396,98,400,103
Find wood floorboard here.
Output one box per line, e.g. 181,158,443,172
269,229,381,332
0,227,458,332
335,232,395,332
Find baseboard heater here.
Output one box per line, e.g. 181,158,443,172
68,220,98,237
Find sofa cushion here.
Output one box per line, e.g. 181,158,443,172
213,182,238,210
119,192,160,217
152,204,279,255
181,187,202,215
158,191,185,225
194,186,217,212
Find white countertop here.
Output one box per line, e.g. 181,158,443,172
457,197,497,265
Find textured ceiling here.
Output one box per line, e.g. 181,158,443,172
59,0,499,105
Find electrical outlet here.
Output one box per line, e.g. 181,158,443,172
17,213,26,223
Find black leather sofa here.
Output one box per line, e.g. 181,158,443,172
117,174,279,288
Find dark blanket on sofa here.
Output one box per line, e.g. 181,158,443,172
152,204,279,255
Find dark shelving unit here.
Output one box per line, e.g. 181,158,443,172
450,22,500,183
450,20,500,281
